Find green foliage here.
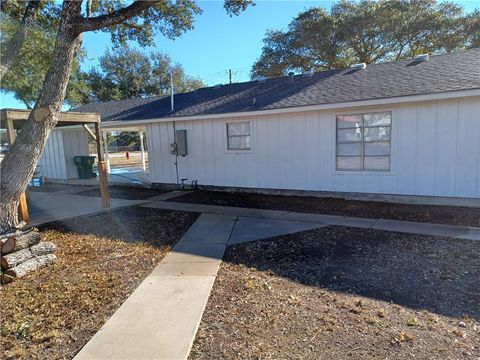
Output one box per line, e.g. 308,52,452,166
89,0,252,47
0,1,86,108
252,0,480,78
83,47,204,103
0,0,252,107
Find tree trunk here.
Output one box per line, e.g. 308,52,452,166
0,2,83,234
1,241,56,270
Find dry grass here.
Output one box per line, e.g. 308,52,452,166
107,152,148,168
0,207,198,359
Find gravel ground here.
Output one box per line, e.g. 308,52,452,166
0,207,198,359
190,226,480,360
171,190,480,227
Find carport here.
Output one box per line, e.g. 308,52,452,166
0,108,111,223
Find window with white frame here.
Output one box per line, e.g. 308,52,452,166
226,121,251,150
336,111,391,171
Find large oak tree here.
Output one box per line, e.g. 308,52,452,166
84,46,204,103
0,0,252,234
252,0,480,78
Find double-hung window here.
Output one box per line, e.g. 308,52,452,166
227,121,251,150
336,111,391,171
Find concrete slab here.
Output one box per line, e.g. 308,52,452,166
462,228,480,241
229,217,324,245
74,276,215,360
163,243,226,263
143,201,289,219
277,211,377,228
372,219,480,240
74,213,235,360
180,213,236,244
151,262,221,277
144,200,480,241
28,192,148,226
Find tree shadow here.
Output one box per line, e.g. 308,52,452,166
222,226,480,320
39,206,199,248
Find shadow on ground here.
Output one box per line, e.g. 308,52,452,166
39,207,199,246
223,226,480,319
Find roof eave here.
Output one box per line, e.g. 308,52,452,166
100,88,480,129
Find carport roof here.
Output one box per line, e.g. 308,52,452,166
0,109,100,129
73,48,480,122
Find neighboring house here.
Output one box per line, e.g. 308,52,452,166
48,49,480,201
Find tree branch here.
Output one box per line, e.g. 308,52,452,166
76,1,160,33
0,0,41,81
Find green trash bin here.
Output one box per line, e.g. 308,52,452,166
73,156,96,179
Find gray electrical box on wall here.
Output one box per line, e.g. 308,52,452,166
175,129,188,156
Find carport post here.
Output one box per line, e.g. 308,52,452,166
95,122,110,208
139,131,146,171
103,131,111,173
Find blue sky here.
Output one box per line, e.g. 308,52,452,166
1,0,478,109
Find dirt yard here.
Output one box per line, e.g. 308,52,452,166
0,207,198,360
171,190,480,227
190,227,480,360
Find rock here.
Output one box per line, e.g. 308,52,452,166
458,321,466,328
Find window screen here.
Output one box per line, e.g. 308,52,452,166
336,112,391,171
227,122,251,150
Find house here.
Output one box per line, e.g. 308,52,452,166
43,49,480,202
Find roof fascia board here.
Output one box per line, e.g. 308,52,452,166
101,88,480,128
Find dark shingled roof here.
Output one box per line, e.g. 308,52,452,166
74,49,480,122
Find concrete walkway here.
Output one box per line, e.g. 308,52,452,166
143,200,480,241
74,212,323,360
28,191,148,226
65,193,479,359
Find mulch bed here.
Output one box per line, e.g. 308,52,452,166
74,185,165,200
0,207,198,360
190,227,480,360
171,190,480,227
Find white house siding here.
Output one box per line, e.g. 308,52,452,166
39,128,89,180
147,96,480,199
61,129,90,179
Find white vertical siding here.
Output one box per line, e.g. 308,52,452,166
144,96,480,199
62,129,89,178
39,129,67,179
39,128,89,180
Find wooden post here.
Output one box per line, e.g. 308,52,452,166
95,122,110,208
5,118,30,223
139,131,146,171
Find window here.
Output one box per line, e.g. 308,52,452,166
227,121,251,150
336,112,391,171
